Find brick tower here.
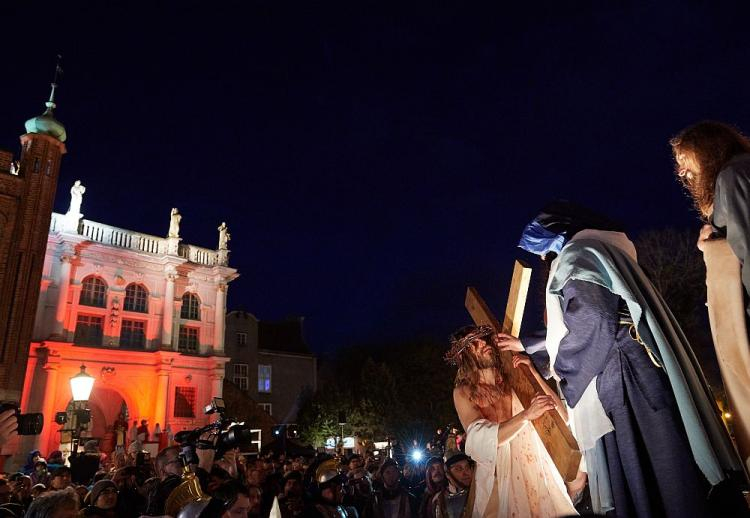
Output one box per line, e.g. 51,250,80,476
0,81,67,401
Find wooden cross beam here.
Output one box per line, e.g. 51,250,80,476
465,260,581,482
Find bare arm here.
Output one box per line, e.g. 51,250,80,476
512,354,568,423
453,387,554,445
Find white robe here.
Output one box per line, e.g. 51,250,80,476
465,391,578,518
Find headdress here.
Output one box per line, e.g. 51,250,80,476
444,325,494,365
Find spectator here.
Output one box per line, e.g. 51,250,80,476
212,480,252,517
80,480,118,518
23,486,79,518
304,458,348,518
418,458,446,518
365,459,415,518
433,451,473,518
247,485,262,518
278,471,304,517
144,446,183,516
48,468,72,491
343,454,372,516
112,467,145,518
137,420,149,443
9,474,32,510
31,462,48,487
45,453,63,473
29,485,46,499
21,451,42,476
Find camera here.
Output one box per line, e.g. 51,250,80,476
0,402,43,436
174,397,254,464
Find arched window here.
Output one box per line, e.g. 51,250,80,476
79,276,107,308
180,292,200,320
124,284,148,313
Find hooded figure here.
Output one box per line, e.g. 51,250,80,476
519,201,746,517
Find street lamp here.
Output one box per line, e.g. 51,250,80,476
68,364,95,457
70,364,95,402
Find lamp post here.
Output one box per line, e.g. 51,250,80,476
68,364,95,456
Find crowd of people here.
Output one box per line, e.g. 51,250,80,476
0,407,475,518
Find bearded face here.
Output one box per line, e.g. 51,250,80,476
468,337,497,369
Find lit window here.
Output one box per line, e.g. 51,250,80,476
258,365,272,393
120,319,146,349
237,332,247,346
181,293,200,320
80,277,107,308
259,403,272,416
74,314,103,346
178,326,199,353
233,363,249,391
124,284,148,313
174,387,196,418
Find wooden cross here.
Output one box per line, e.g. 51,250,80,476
465,260,581,481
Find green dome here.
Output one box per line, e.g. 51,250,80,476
25,101,66,142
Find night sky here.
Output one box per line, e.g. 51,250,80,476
3,2,750,354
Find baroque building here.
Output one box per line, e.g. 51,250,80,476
17,182,238,460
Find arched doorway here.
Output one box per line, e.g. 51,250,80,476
61,386,129,455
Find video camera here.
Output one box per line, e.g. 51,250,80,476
173,397,254,465
0,402,43,436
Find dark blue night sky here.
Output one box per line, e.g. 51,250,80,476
3,2,750,353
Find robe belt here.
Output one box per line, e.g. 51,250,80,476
618,318,663,369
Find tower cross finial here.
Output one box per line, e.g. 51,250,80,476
47,55,63,108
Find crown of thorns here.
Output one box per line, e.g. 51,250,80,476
444,325,494,365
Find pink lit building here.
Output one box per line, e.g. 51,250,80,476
16,182,238,461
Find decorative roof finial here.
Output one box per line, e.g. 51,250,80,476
46,55,63,112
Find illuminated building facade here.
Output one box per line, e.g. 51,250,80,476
18,187,237,459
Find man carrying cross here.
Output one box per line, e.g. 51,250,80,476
448,324,578,517
516,201,746,517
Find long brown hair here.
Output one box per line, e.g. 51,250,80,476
447,326,510,406
670,121,750,218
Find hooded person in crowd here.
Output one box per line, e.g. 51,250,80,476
517,200,747,517
418,457,446,518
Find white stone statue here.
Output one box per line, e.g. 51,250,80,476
168,208,182,238
68,180,85,216
218,222,231,250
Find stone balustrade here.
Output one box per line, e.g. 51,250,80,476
49,212,219,266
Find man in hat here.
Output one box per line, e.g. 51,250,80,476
447,325,577,517
304,458,352,517
516,201,747,517
433,450,473,518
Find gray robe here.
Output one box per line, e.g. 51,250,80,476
711,153,750,320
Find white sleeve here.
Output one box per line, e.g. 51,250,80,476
464,418,498,462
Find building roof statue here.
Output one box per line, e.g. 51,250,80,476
218,222,230,250
67,180,85,216
168,208,182,238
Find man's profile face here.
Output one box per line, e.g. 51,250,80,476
284,478,302,497
448,460,473,489
349,457,363,471
469,338,496,369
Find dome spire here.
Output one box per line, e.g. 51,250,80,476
45,55,63,113
25,55,67,142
